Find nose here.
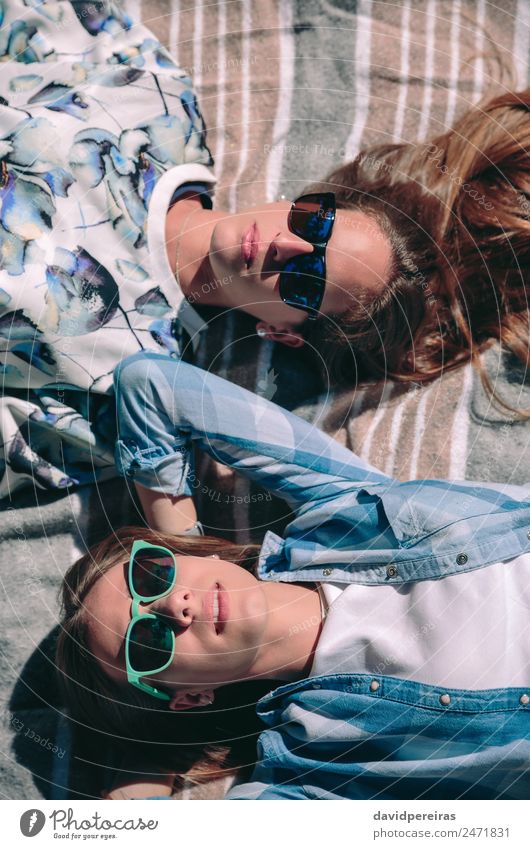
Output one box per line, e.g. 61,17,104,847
147,587,195,628
270,231,315,264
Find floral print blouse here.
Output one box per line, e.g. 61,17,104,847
0,0,215,495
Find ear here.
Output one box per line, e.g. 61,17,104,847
168,689,215,712
255,322,305,348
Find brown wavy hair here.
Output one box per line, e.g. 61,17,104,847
56,525,274,790
306,88,530,414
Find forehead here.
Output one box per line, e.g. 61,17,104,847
333,208,388,245
84,562,130,684
328,208,392,290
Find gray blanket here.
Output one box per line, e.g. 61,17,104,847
1,0,529,801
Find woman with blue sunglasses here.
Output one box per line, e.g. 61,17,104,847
4,0,530,499
152,90,530,421
0,0,392,498
56,351,530,800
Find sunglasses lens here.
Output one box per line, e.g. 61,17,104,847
290,196,334,242
128,617,174,672
280,254,326,310
131,548,175,599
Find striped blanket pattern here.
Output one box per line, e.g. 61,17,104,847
1,0,529,801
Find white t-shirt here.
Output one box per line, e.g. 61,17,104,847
312,554,530,688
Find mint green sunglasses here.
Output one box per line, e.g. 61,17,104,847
125,540,179,701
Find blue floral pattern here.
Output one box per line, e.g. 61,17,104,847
0,0,214,496
0,112,74,274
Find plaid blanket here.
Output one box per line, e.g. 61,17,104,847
1,0,529,801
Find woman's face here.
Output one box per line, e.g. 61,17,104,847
84,554,269,706
207,200,393,337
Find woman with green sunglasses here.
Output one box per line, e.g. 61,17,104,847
56,352,530,801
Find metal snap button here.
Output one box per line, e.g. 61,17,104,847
370,680,380,692
386,564,398,578
312,683,321,689
439,693,451,706
322,568,334,577
527,530,530,540
520,693,530,706
456,553,468,566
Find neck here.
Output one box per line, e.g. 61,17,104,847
248,582,323,684
165,201,228,307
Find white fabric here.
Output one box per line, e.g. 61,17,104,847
146,162,216,349
312,553,530,688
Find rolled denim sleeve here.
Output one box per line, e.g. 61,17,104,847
113,351,390,506
114,355,195,496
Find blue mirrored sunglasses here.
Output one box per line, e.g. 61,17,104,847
279,192,336,319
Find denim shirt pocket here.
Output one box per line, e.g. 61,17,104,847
115,439,168,478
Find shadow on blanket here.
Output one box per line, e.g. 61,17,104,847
0,304,330,799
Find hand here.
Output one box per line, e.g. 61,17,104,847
102,763,177,800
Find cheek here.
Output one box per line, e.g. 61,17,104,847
210,218,243,269
238,583,268,632
240,298,301,326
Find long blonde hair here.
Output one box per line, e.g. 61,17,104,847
307,88,530,415
56,526,272,788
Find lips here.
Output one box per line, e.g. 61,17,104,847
241,223,259,269
205,582,229,635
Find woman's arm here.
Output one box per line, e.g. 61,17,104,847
134,484,198,535
113,352,391,514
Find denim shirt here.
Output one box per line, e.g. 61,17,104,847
114,352,530,800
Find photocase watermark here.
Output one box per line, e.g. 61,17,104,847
48,2,100,33
20,806,159,838
357,152,394,176
187,470,273,504
367,624,436,677
516,190,530,219
5,507,44,597
334,210,390,242
2,707,66,759
288,613,320,637
183,52,259,78
264,146,395,173
403,621,436,646
371,654,397,675
50,807,158,834
400,246,437,306
20,809,46,837
186,273,234,304
53,334,75,409
424,143,494,211
263,141,350,159
256,368,278,401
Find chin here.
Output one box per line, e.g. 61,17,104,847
210,220,240,273
238,582,268,638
